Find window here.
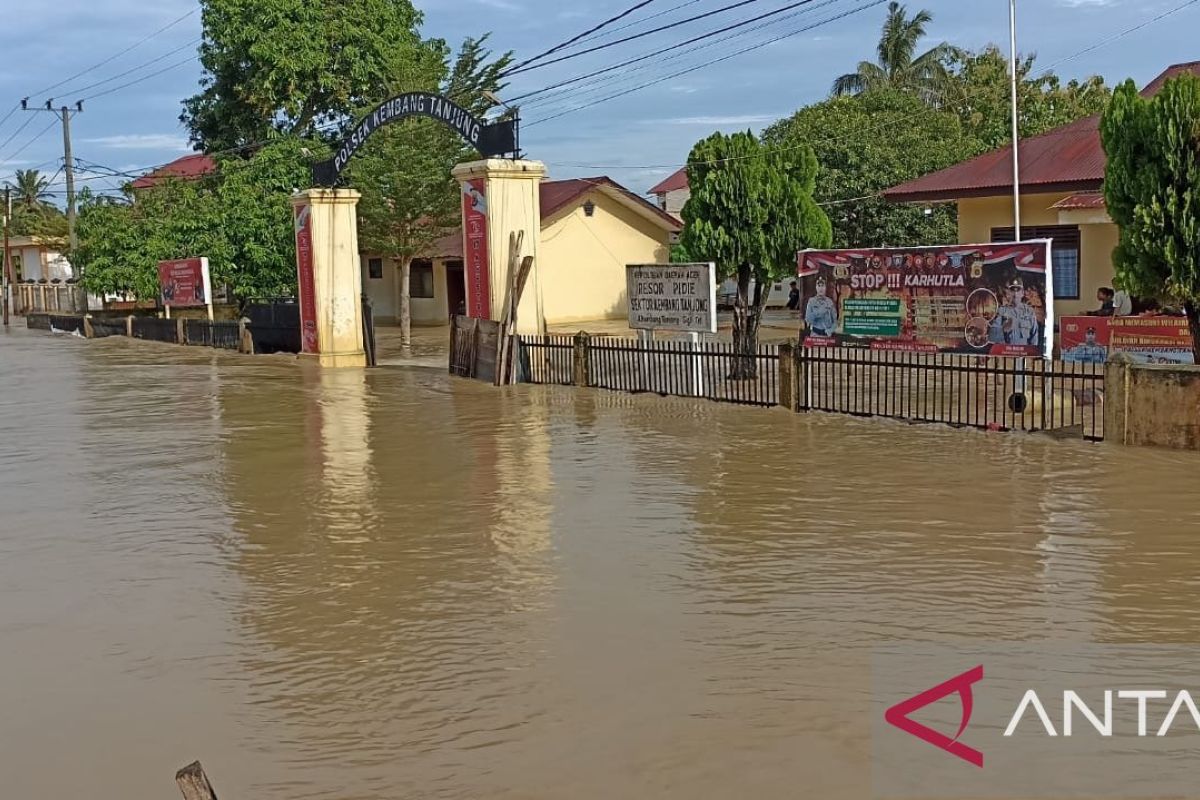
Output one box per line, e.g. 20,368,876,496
411,260,435,298
367,257,383,280
991,225,1082,300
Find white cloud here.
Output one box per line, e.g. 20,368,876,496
83,134,189,151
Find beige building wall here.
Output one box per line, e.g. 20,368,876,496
360,256,457,327
540,189,674,325
957,192,1118,318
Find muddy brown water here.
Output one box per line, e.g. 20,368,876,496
2,326,1199,800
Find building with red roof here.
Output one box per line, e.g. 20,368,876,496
362,175,682,326
129,153,217,190
648,168,690,220
883,61,1200,316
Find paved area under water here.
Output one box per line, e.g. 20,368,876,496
2,325,1199,799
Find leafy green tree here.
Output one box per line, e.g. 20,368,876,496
77,138,322,303
949,46,1110,150
680,131,831,376
13,169,52,208
831,2,957,104
763,90,976,247
183,0,441,150
348,37,511,347
1101,75,1200,359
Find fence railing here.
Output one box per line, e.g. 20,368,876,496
509,333,1105,439
48,314,85,335
519,333,780,407
787,346,1104,440
131,317,179,344
184,319,241,350
15,283,85,314
90,318,128,338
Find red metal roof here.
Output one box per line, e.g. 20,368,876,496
130,153,217,189
540,176,682,229
648,167,688,195
883,62,1200,203
1050,192,1106,211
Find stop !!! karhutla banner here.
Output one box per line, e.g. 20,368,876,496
797,241,1053,358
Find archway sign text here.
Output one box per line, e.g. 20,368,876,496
312,92,518,186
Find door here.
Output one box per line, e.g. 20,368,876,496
445,260,466,320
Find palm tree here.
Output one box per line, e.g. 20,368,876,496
12,169,52,208
831,2,959,105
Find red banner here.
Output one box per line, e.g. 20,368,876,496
798,242,1052,358
1061,315,1194,364
157,258,210,308
461,179,491,319
293,203,319,354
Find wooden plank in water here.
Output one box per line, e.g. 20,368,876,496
175,761,218,800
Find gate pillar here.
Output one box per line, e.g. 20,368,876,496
451,159,546,335
290,189,367,368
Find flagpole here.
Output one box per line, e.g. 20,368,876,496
1009,0,1022,240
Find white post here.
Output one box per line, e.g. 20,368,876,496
638,328,653,390
1009,0,1022,240
689,332,704,397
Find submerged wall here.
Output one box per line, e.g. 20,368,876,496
1105,356,1200,449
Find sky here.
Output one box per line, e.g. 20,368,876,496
0,0,1196,201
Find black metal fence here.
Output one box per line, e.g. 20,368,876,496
25,314,52,331
48,315,86,335
90,318,128,338
245,302,301,354
131,317,178,343
792,347,1104,440
184,319,241,350
519,333,780,407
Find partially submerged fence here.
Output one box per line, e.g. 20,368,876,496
785,346,1104,440
520,332,780,407
26,313,250,353
511,333,1105,439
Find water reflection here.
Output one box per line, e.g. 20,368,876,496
5,329,1200,799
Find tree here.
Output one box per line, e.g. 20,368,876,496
831,2,957,105
348,36,511,348
1100,75,1200,359
76,138,323,303
13,169,52,208
680,131,832,377
762,90,977,247
949,46,1110,150
182,0,441,150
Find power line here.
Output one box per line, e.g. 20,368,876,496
58,38,201,100
0,115,35,155
1038,0,1200,74
79,56,199,102
505,0,770,76
4,118,60,163
527,0,887,126
513,0,850,107
28,7,199,98
574,0,709,45
506,0,661,74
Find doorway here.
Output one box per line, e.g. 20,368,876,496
445,260,465,320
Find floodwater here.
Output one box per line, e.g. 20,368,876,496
3,325,1200,800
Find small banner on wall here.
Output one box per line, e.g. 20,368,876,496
797,241,1053,359
462,179,491,319
157,257,211,309
1060,315,1195,364
293,203,319,354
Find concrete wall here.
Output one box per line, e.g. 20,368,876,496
957,193,1117,318
540,189,673,325
1106,358,1200,450
360,255,458,327
659,188,690,220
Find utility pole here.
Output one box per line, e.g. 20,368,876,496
25,99,83,310
3,187,11,327
1008,0,1022,240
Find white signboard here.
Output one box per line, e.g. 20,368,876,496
626,263,717,334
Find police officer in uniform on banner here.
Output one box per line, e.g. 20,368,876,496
805,277,839,337
997,278,1039,347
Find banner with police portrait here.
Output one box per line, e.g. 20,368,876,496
796,241,1053,358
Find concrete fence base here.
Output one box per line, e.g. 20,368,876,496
1105,354,1200,450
